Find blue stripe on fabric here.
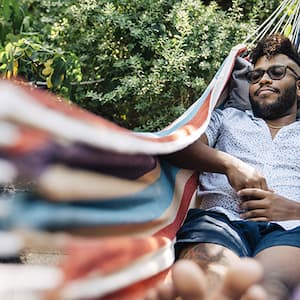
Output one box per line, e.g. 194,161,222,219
0,160,181,230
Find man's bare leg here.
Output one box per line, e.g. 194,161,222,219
143,258,266,300
255,246,300,300
143,243,266,300
179,243,241,296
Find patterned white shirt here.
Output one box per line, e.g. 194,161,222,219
198,107,300,230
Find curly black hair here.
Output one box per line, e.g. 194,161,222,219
250,33,300,67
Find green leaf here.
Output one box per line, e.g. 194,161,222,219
284,24,292,38
2,0,12,20
51,56,66,88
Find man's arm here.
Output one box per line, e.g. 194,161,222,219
162,134,268,192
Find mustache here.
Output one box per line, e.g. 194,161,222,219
254,86,280,96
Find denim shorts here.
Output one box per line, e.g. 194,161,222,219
175,209,300,259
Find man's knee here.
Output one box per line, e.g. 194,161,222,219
179,243,239,270
178,243,241,294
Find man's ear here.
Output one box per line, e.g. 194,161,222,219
297,80,300,97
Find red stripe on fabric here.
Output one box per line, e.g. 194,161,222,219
62,236,168,281
10,80,131,132
3,127,50,154
101,268,170,300
153,171,199,239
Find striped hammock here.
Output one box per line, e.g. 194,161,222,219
0,1,300,299
0,44,245,300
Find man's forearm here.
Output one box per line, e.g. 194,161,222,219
162,136,268,191
162,138,236,174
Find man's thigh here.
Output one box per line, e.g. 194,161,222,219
255,246,300,299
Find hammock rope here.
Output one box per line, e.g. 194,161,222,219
244,0,300,52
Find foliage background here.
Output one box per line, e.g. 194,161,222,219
0,0,280,131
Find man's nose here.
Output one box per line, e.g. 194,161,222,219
259,72,272,84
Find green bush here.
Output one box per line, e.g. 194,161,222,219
205,0,280,22
0,0,280,131
0,0,82,96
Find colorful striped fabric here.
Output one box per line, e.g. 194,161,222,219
0,44,247,299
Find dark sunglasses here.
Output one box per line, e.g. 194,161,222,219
245,64,300,84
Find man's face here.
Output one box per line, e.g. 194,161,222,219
248,54,300,120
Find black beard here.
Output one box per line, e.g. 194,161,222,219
249,83,297,120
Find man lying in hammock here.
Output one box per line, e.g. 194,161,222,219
144,33,300,300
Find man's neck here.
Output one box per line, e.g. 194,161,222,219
263,113,297,139
265,115,296,129
264,103,298,129
262,114,296,144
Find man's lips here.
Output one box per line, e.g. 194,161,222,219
255,87,279,96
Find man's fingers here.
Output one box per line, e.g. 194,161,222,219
240,209,268,221
242,216,269,222
238,188,269,198
240,199,266,210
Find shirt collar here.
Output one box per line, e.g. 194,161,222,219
245,110,257,120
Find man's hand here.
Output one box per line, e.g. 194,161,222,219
225,159,268,192
238,188,300,221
